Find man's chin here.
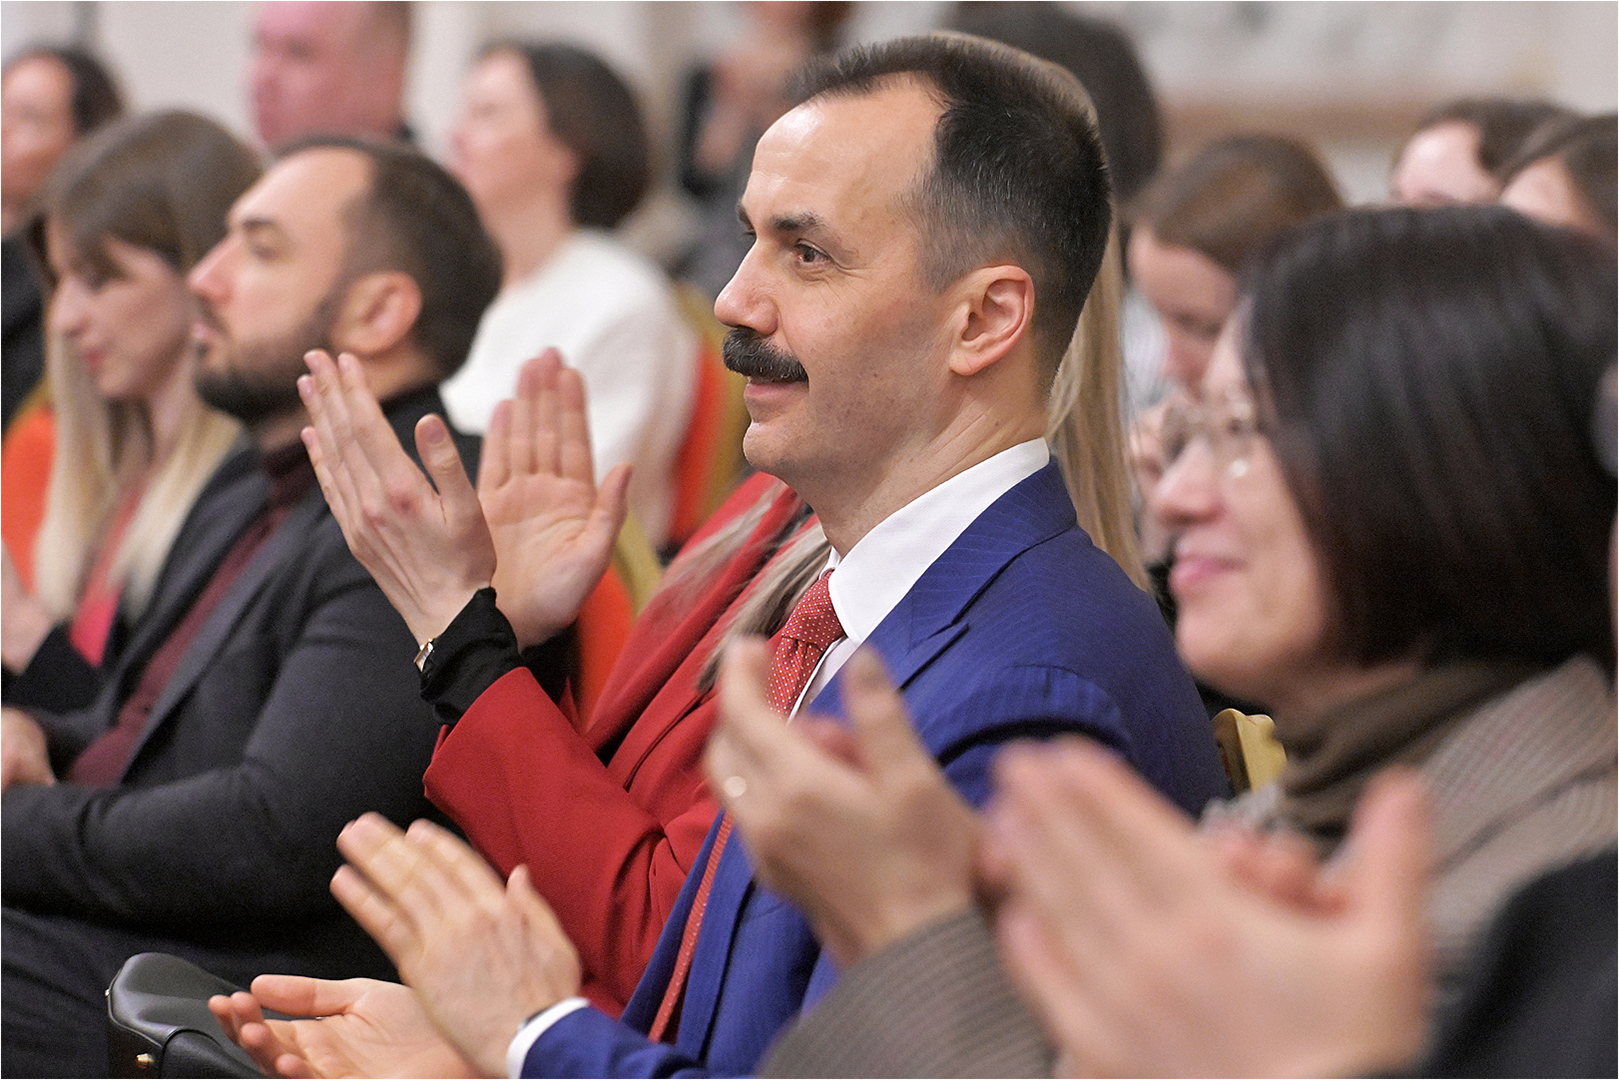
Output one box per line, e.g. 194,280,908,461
194,366,305,427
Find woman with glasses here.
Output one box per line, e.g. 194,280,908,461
701,205,1616,1077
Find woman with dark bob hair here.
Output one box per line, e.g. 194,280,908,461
688,205,1616,1078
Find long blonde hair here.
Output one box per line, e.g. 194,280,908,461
31,112,260,623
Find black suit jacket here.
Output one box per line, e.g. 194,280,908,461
2,386,472,983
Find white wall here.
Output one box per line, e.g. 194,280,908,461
4,2,1613,211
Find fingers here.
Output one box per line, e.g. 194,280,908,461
247,974,366,1019
708,638,786,808
839,648,924,776
1339,769,1431,935
413,415,481,526
556,365,596,484
333,813,512,974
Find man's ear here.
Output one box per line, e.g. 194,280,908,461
949,265,1034,377
329,271,423,358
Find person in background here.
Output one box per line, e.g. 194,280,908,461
249,0,411,149
1390,97,1573,208
439,41,693,546
1126,134,1341,564
947,1,1167,421
674,1,852,300
2,112,255,719
1500,112,1617,245
2,45,123,434
0,136,498,1077
706,206,1614,1077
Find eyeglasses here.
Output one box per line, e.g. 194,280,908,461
1160,391,1263,480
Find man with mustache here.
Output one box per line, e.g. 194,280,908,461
214,34,1228,1080
0,137,499,1076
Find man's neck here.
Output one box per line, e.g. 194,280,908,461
812,414,1045,555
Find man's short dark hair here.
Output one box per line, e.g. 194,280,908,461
484,40,650,230
1243,205,1616,670
794,33,1112,374
276,136,502,379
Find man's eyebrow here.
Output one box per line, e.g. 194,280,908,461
236,216,288,243
734,203,830,238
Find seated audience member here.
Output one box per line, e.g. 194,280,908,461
945,1,1167,418
1500,113,1617,244
250,0,411,148
979,362,1619,1080
208,33,1227,1079
439,41,694,545
708,206,1615,1077
1126,134,1341,564
1390,97,1574,207
0,137,500,1077
1,45,124,435
2,112,254,717
674,1,852,300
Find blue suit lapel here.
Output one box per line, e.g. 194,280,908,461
825,460,1076,706
668,462,1078,1045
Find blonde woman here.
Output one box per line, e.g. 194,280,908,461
1,112,259,712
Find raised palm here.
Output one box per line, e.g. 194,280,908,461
477,352,629,650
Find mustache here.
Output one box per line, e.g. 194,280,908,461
722,328,807,383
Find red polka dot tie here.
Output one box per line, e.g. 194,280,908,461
649,570,844,1041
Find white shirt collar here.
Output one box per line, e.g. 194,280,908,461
792,438,1050,713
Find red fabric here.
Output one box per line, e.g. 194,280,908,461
67,487,143,665
423,471,811,1015
649,570,842,1039
0,403,54,590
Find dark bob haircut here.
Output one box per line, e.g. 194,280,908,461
277,136,502,380
793,33,1112,374
482,40,650,230
3,45,125,137
1243,205,1616,671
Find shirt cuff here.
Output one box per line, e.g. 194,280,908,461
506,997,590,1078
417,587,523,726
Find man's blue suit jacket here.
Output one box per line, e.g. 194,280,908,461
523,461,1228,1077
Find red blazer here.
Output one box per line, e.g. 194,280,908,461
422,472,808,1014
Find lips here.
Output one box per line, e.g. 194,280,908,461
1168,545,1241,598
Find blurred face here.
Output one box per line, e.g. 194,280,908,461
1501,157,1607,240
45,224,195,404
713,81,954,507
188,147,365,424
449,50,576,216
1390,121,1498,207
1,55,77,220
250,1,402,147
1150,326,1334,711
1127,225,1238,391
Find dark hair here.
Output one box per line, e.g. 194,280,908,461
794,33,1112,372
37,110,260,287
276,136,502,379
1242,206,1616,670
482,40,650,229
1134,134,1343,276
3,45,125,137
1406,98,1576,181
1503,113,1617,240
948,2,1162,206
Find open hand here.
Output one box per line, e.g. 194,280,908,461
2,706,55,792
330,813,582,1077
707,641,980,967
208,976,477,1078
299,350,493,648
476,351,629,649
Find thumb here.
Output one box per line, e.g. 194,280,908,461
414,415,479,520
1339,769,1431,937
840,647,926,775
247,973,364,1018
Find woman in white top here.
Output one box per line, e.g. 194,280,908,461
442,41,694,546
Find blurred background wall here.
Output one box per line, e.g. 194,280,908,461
5,0,1613,241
